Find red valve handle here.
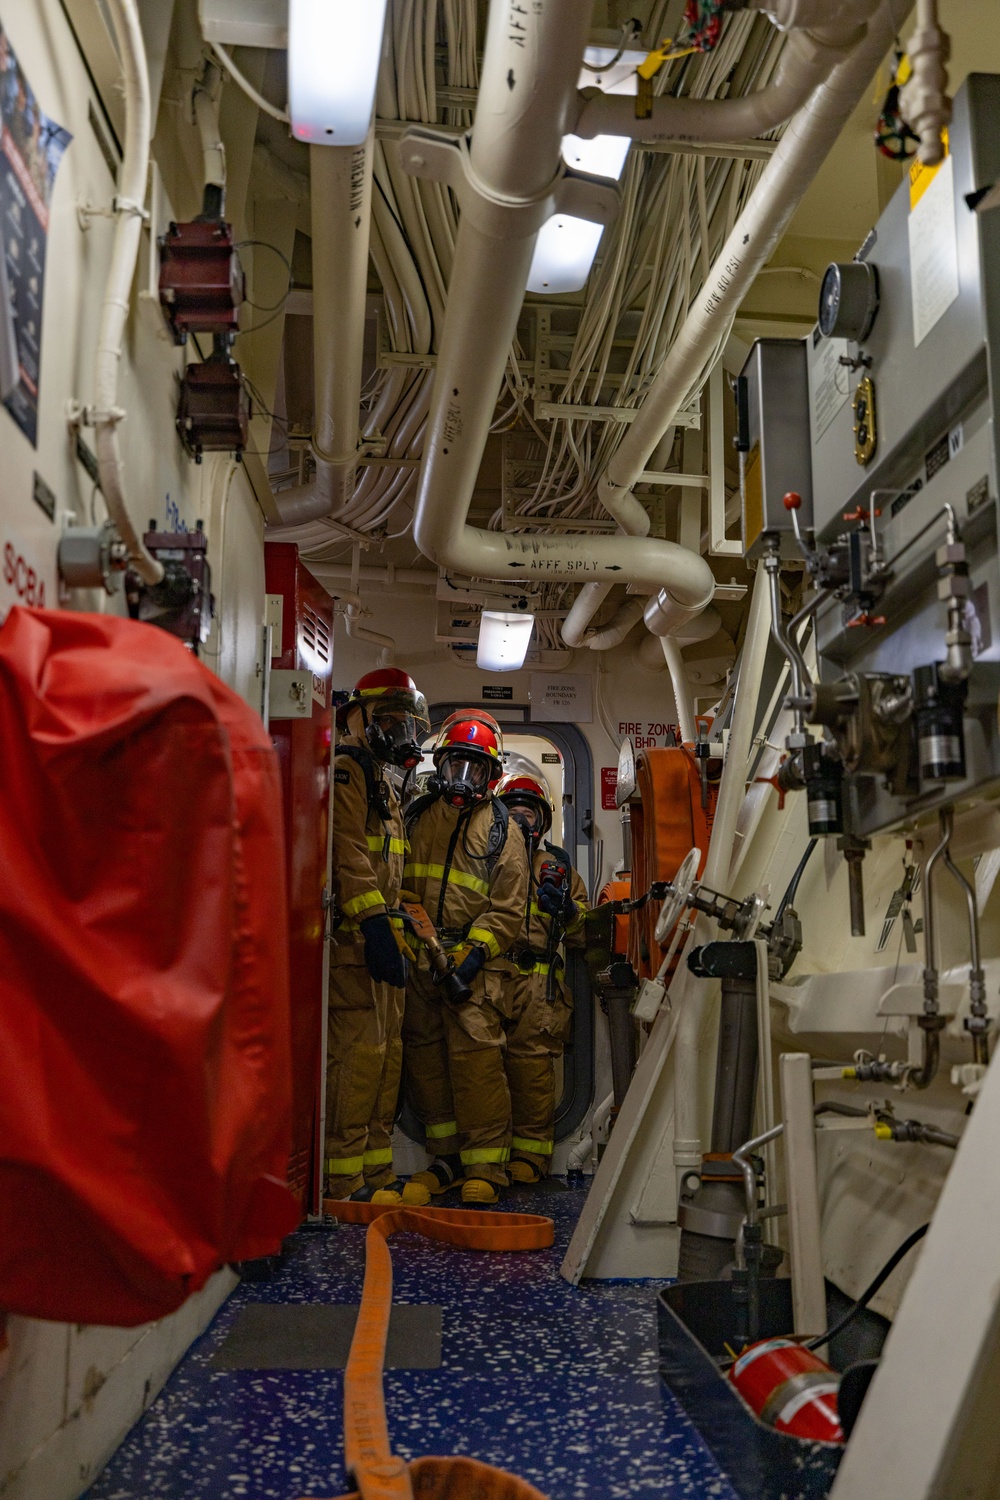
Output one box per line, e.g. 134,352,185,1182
842,506,882,523
754,774,787,811
783,491,802,511
847,611,887,629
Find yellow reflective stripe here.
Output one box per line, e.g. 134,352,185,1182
468,926,501,959
460,1147,511,1165
530,902,544,918
363,1147,394,1166
403,862,490,897
366,834,406,855
337,913,402,934
531,961,550,976
426,1121,458,1140
341,889,386,917
327,1155,364,1175
512,1136,554,1156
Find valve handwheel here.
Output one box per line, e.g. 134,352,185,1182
655,846,701,942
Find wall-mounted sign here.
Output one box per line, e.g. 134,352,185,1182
0,27,72,445
529,672,592,723
601,766,618,811
482,684,513,701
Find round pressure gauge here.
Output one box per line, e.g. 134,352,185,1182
818,260,880,342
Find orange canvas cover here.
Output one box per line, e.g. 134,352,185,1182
597,878,632,957
0,608,298,1325
628,746,717,978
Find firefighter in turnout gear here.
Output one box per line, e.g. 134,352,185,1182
326,668,430,1202
496,772,589,1182
400,718,530,1206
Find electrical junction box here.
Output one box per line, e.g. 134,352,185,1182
177,355,250,461
737,339,813,560
158,219,244,344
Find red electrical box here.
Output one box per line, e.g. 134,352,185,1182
177,356,250,462
158,219,245,343
265,543,334,1215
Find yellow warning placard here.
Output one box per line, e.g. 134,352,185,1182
909,129,950,210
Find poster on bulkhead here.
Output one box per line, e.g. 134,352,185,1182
0,26,71,446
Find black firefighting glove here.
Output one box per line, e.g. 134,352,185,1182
537,883,576,921
454,944,486,986
360,913,407,988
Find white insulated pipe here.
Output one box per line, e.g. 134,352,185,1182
662,637,697,744
596,0,910,596
92,0,162,584
580,596,648,651
673,564,771,1174
273,135,375,526
409,0,715,616
192,62,225,198
345,601,394,667
574,21,870,146
780,1052,829,1340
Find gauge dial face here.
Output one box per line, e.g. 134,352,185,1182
818,263,842,338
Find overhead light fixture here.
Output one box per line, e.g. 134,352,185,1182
526,214,605,295
476,611,534,673
288,0,389,146
526,46,640,296
561,131,631,181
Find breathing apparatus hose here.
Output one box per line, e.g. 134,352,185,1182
317,1200,554,1500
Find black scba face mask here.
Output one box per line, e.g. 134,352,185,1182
366,713,422,769
436,753,489,807
509,804,542,844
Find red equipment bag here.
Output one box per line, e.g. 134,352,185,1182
0,608,299,1326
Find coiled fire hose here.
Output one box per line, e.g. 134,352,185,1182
309,1200,554,1500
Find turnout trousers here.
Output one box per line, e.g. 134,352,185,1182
402,964,512,1187
325,960,404,1197
503,968,574,1176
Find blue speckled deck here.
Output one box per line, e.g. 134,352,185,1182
87,1185,739,1500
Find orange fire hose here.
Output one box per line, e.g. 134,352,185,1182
306,1200,555,1500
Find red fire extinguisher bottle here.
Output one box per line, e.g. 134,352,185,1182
729,1338,844,1443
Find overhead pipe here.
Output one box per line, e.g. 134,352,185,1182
589,0,909,642
88,0,162,584
345,602,395,667
574,11,877,147
404,0,715,616
662,638,697,745
563,0,890,649
272,134,375,527
192,60,225,214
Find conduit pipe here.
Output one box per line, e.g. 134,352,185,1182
273,134,375,527
574,16,875,146
345,602,395,667
407,0,715,618
595,0,910,592
673,565,772,1180
662,637,697,745
90,0,162,584
192,62,225,207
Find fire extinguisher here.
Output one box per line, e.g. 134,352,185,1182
729,1339,844,1443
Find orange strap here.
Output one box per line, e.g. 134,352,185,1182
306,1200,554,1500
